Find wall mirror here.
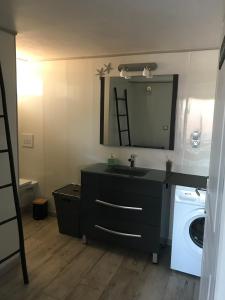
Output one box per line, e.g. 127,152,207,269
100,74,178,150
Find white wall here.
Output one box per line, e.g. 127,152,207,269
17,61,45,197
0,30,19,266
17,50,218,212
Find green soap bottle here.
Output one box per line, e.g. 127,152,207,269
107,154,117,166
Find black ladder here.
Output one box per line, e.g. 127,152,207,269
114,87,131,146
0,63,29,284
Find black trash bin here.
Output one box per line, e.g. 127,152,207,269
53,184,81,238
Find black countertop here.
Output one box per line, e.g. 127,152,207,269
81,163,207,189
165,172,207,189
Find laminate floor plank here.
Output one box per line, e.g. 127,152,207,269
1,238,87,300
132,247,172,300
162,272,189,300
80,250,124,288
23,215,54,240
34,294,57,300
66,284,102,300
21,211,34,226
0,215,200,300
166,272,199,300
99,266,141,300
0,219,72,291
66,249,124,300
24,218,67,254
121,249,150,273
43,244,106,300
192,278,200,300
0,219,66,288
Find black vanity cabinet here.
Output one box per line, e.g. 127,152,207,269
81,170,165,262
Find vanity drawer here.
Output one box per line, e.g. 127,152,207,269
97,174,163,197
93,193,162,226
84,218,160,253
81,172,163,226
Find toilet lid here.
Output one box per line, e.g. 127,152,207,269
19,178,32,188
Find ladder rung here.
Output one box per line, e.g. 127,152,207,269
118,114,127,117
0,149,8,153
0,249,20,265
0,114,4,118
120,129,128,132
0,183,12,190
0,216,17,226
117,98,126,101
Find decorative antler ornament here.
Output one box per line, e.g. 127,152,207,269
96,67,105,77
104,63,113,74
96,63,113,77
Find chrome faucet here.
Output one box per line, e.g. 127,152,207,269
128,154,137,168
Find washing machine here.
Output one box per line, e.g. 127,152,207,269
171,185,206,277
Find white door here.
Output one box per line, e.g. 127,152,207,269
199,39,225,299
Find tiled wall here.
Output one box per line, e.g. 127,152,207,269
17,50,218,211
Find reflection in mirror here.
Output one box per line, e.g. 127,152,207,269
100,74,178,150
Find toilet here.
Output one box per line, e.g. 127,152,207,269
19,178,38,209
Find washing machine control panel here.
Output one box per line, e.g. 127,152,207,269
175,186,206,205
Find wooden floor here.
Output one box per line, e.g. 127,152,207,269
0,214,200,300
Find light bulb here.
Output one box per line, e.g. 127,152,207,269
143,66,153,78
120,68,130,79
142,67,148,77
120,69,125,77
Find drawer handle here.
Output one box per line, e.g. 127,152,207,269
95,199,143,211
95,224,142,238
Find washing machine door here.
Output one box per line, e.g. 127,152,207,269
189,216,205,248
184,208,206,252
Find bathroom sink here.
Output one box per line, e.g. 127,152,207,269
106,165,148,177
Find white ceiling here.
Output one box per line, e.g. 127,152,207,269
0,0,224,60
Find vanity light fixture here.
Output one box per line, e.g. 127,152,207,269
118,63,157,79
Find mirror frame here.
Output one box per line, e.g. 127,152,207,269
100,74,179,150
